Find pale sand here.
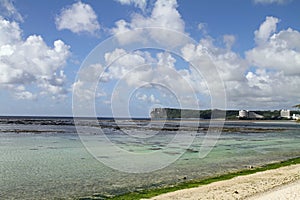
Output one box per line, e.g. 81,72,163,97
147,163,300,200
247,179,300,200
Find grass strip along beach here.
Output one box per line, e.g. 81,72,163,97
79,157,300,200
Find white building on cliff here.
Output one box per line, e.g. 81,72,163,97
292,114,300,120
280,109,291,119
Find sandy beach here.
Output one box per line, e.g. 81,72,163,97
148,163,300,200
247,179,300,200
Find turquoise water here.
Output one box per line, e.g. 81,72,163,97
1,119,300,199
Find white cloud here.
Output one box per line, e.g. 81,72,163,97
77,3,300,112
110,19,145,45
179,33,298,109
0,17,70,100
77,33,300,111
180,37,251,108
233,16,300,109
104,48,154,86
253,0,293,4
254,16,279,44
109,11,300,111
198,22,208,35
149,94,160,103
0,16,21,47
55,1,100,35
110,2,300,110
73,49,153,103
0,0,23,22
115,0,147,10
72,80,106,102
76,46,203,110
72,63,109,103
246,16,300,75
137,93,160,103
181,37,247,82
223,35,236,49
149,0,184,31
13,91,37,100
137,93,147,101
104,49,204,108
77,63,110,83
111,0,187,45
242,69,300,108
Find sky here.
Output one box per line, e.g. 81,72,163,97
0,0,300,117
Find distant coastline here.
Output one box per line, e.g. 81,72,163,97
150,108,300,120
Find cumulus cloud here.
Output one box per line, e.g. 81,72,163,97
115,0,147,10
181,37,247,82
241,69,300,108
72,63,110,102
73,49,153,102
233,16,300,109
137,93,160,103
246,16,300,75
72,80,106,102
13,91,36,100
105,49,193,96
253,0,293,4
148,0,184,31
107,49,209,108
111,0,187,45
74,46,204,111
76,2,300,112
0,17,70,100
76,28,300,111
187,25,300,109
55,1,100,35
104,48,155,85
254,16,279,44
0,0,23,22
179,37,251,108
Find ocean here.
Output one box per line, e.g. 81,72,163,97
1,117,300,199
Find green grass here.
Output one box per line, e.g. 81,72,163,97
79,157,300,200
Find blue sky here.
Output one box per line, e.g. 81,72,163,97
0,0,300,117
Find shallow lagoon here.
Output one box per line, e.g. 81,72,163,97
1,118,300,199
